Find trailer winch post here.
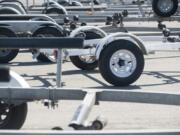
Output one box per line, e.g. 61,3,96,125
56,49,63,87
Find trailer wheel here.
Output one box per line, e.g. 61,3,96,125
45,8,66,15
99,40,144,86
70,31,102,70
70,55,98,70
0,28,19,63
0,8,19,14
152,0,178,17
71,1,83,6
33,27,63,62
0,0,27,13
0,101,27,129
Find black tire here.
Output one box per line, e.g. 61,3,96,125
45,8,66,15
33,27,63,62
0,28,19,63
70,31,102,70
0,102,27,129
152,0,178,17
36,53,53,63
99,40,144,86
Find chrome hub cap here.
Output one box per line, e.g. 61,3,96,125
110,50,137,78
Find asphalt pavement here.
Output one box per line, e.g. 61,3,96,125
9,50,180,130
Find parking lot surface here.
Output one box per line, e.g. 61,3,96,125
9,50,180,130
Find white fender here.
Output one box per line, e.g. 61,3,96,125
70,26,107,38
30,15,57,23
95,32,148,59
70,26,107,48
0,71,30,88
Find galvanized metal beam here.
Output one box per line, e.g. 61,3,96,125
0,14,55,22
0,129,180,135
0,37,84,49
0,88,180,106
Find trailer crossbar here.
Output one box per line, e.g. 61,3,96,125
0,37,84,87
0,129,180,135
0,15,55,22
0,88,180,106
0,37,84,49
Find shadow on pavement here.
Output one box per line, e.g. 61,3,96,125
10,61,54,66
21,70,180,89
140,71,180,87
146,55,180,60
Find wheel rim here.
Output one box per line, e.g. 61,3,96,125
0,101,12,127
0,35,11,57
79,55,96,64
157,0,174,13
109,49,137,78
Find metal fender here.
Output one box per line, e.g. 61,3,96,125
50,3,68,15
72,1,83,7
70,26,107,38
0,7,22,14
32,21,64,35
0,71,30,88
95,32,148,59
30,15,57,23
